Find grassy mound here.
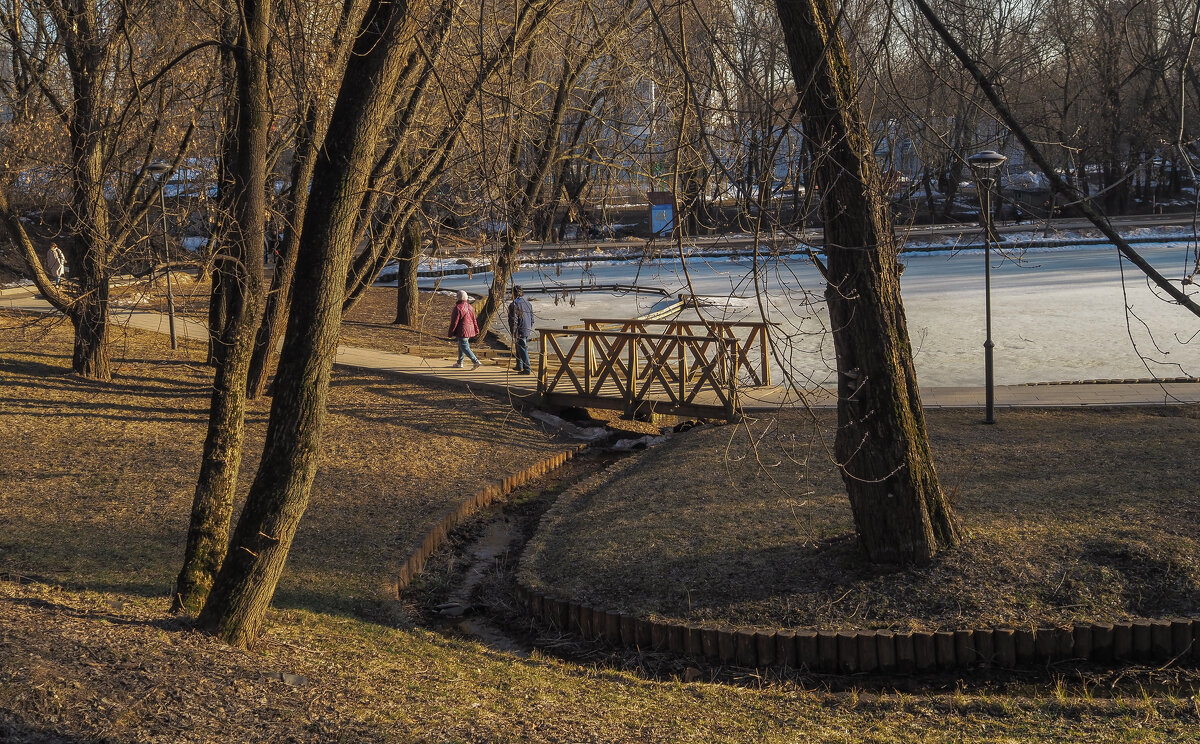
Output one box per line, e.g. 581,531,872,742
521,407,1200,631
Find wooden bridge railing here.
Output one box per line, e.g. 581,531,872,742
537,328,741,420
581,318,773,386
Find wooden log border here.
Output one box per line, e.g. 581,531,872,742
512,582,1200,674
393,445,586,592
395,445,1200,675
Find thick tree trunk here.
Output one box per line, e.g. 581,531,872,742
774,0,959,564
68,228,113,383
394,218,422,325
207,24,240,371
70,282,111,380
197,0,424,647
173,0,271,614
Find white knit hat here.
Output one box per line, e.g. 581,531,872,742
457,290,468,302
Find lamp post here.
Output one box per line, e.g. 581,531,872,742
144,161,177,349
967,149,1006,424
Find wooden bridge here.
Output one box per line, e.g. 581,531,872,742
536,318,773,421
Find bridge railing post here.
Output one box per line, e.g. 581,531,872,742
584,330,593,393
678,336,686,403
625,334,637,417
536,330,548,394
726,338,739,420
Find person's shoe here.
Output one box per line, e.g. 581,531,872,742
453,361,464,368
472,360,482,370
519,368,532,375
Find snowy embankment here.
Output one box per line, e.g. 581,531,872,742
375,225,1198,283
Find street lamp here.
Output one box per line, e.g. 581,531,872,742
967,150,1007,424
144,161,177,349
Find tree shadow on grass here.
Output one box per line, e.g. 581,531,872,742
542,530,1200,629
0,354,211,394
325,372,559,454
0,592,190,634
270,586,410,627
0,355,214,425
1081,539,1200,617
0,718,116,744
0,395,210,424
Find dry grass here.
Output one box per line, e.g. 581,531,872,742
2,310,1199,741
4,582,1199,743
522,407,1200,631
0,311,561,618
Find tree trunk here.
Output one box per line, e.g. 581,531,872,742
70,282,111,380
245,103,322,398
477,228,520,335
207,266,231,367
394,217,422,325
774,0,959,564
173,0,271,614
68,219,113,381
197,0,424,647
245,228,296,397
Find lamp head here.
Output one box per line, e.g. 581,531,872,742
143,161,171,177
968,150,1007,171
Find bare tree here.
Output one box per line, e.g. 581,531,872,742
0,0,210,379
195,0,561,647
173,0,273,613
471,0,648,334
774,0,961,564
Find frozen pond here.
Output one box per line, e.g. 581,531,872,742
424,241,1200,387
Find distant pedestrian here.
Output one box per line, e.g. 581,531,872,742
448,290,482,369
507,286,534,374
45,243,66,287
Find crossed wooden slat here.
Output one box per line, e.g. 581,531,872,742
541,331,588,395
588,331,635,399
540,328,741,419
582,317,772,387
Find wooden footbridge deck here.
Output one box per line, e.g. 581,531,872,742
536,318,774,421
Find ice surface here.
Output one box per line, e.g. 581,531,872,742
411,239,1200,387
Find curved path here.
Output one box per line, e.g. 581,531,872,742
4,283,1199,408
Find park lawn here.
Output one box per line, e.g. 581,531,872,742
0,310,563,618
4,580,1200,743
521,406,1200,632
1,310,1198,742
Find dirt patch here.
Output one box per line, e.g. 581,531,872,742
521,407,1200,631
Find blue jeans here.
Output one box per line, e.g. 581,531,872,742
457,337,479,365
514,335,530,371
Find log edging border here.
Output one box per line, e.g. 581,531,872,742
394,444,586,592
512,583,1200,673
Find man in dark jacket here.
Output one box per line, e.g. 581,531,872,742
507,286,535,374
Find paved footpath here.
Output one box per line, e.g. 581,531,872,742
5,283,1200,410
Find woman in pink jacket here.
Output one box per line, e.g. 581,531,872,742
448,290,482,369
